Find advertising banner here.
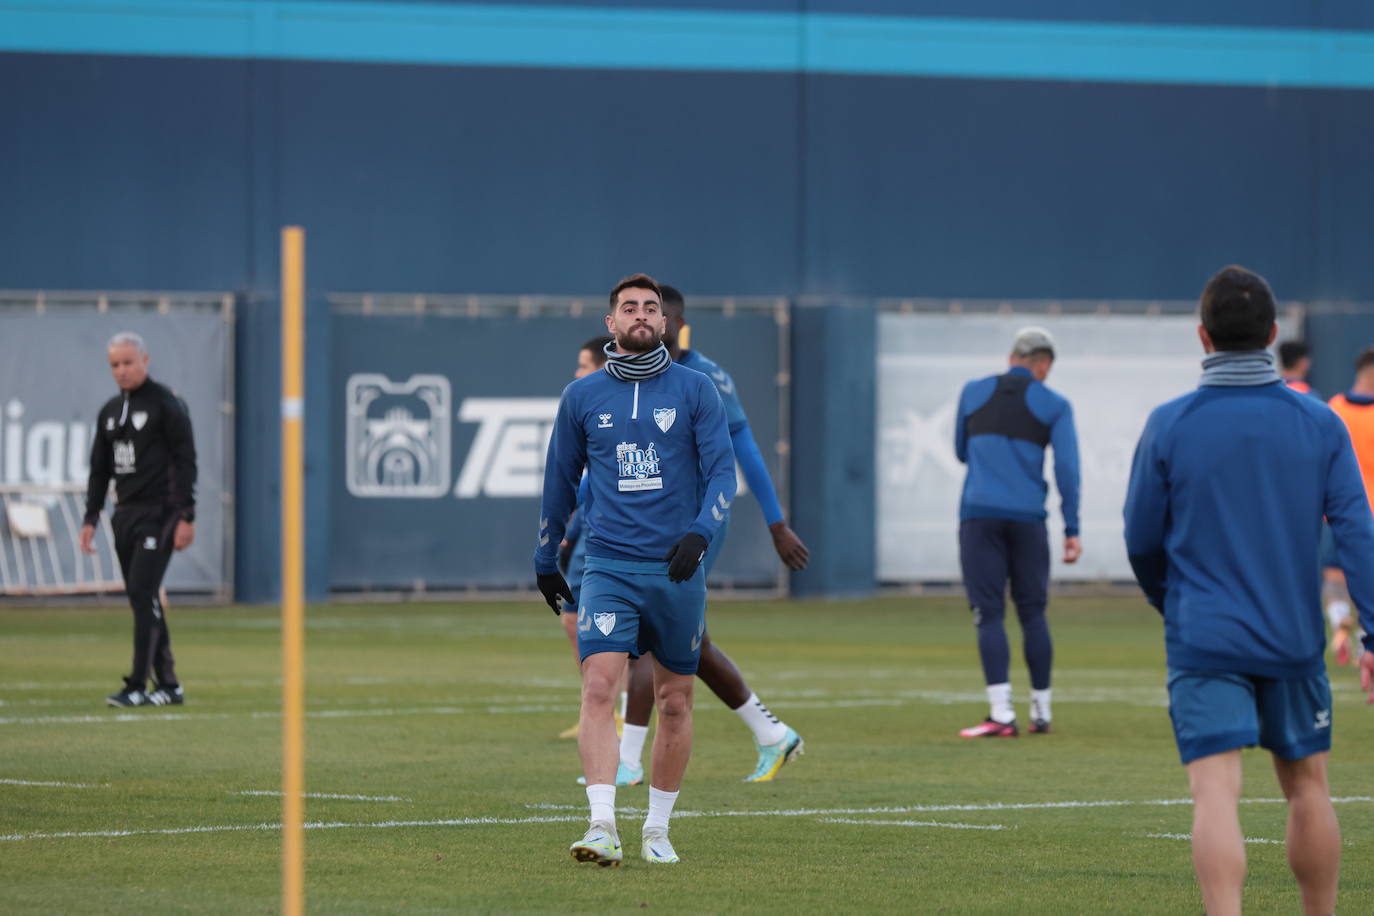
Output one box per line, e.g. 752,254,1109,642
876,312,1292,582
330,308,783,591
0,310,230,593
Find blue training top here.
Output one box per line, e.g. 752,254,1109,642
535,362,736,572
678,349,785,527
1124,381,1374,679
954,366,1081,536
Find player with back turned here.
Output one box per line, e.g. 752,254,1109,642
534,274,736,867
80,331,197,708
1125,266,1374,916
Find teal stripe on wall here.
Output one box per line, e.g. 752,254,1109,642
3,1,1373,88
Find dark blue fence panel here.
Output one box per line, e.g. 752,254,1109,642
328,307,782,591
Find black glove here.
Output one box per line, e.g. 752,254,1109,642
663,532,709,583
536,571,573,615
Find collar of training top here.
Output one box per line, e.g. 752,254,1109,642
602,342,672,383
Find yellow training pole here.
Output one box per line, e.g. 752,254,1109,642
280,226,306,916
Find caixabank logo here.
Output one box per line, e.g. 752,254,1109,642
345,373,558,500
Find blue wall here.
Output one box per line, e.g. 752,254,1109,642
2,3,1372,598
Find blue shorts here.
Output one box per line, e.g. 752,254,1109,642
1167,668,1332,764
575,556,707,675
565,536,587,609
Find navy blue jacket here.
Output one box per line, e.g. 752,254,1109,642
1124,381,1374,678
955,367,1080,536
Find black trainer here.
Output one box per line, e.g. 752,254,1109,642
1029,719,1051,734
147,684,184,706
106,686,150,708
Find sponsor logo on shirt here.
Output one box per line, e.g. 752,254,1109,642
113,441,136,475
616,441,662,492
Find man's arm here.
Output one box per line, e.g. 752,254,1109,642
165,394,198,549
1050,401,1082,562
730,423,809,569
1322,421,1374,663
1123,410,1169,612
81,408,111,548
534,389,587,576
687,383,737,544
954,384,970,464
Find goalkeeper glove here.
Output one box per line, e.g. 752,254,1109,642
536,571,573,615
663,532,709,583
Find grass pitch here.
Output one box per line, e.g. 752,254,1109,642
2,595,1372,914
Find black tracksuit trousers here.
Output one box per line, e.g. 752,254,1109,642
111,503,179,690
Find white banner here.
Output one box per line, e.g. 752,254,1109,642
875,312,1293,582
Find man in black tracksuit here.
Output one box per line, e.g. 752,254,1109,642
80,331,197,708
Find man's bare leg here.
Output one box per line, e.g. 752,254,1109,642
579,652,628,787
1273,752,1340,916
1187,750,1245,916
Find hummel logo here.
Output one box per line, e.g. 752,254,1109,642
1315,709,1331,729
578,606,591,632
598,413,613,428
690,620,704,652
710,369,735,395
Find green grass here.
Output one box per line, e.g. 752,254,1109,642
2,596,1371,914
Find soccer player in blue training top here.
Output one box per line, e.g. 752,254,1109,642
1124,265,1374,916
535,273,736,867
608,283,809,786
954,327,1080,737
554,335,620,740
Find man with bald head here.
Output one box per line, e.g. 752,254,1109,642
81,331,197,708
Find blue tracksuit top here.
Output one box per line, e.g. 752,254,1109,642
535,363,736,573
679,348,785,527
955,367,1081,536
1124,381,1374,679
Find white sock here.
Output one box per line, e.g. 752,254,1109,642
617,690,627,719
586,784,616,828
619,724,649,769
987,682,1014,724
644,786,679,834
1327,600,1351,630
1030,688,1052,723
733,693,788,747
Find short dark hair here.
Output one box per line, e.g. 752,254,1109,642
582,335,613,368
1199,265,1276,351
608,273,663,311
1356,347,1374,374
1277,340,1309,371
659,284,685,317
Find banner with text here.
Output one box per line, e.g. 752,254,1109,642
875,312,1291,582
330,309,784,591
0,310,230,593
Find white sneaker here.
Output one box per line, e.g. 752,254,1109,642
570,822,622,867
640,828,680,864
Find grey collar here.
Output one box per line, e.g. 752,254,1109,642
1200,350,1281,387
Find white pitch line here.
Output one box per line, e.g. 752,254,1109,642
818,818,1013,831
0,778,109,789
1147,832,1283,846
234,791,411,802
8,796,1371,843
0,706,468,726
